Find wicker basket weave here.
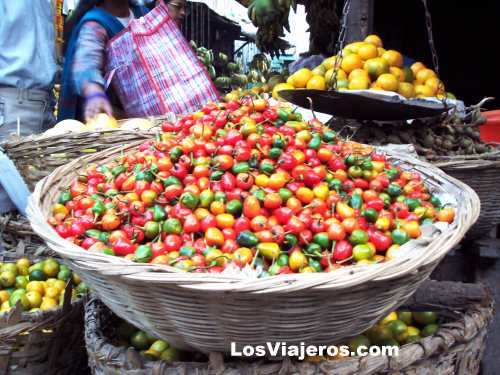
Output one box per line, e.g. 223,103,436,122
84,280,493,375
0,246,89,375
0,114,173,191
433,154,500,239
26,141,480,354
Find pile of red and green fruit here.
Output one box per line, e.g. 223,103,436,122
0,257,88,314
48,97,456,276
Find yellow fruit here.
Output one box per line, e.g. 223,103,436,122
344,42,365,54
45,286,60,299
416,68,436,84
376,73,399,92
312,65,326,76
407,326,421,337
290,68,313,88
348,76,370,90
26,281,45,294
53,279,67,293
16,258,31,271
0,300,10,312
40,297,58,311
380,311,398,325
357,43,378,60
325,68,347,87
43,259,60,278
321,56,338,70
0,290,10,303
286,76,295,86
425,77,445,94
26,291,42,309
398,82,416,98
0,271,16,288
364,34,383,48
389,67,405,81
306,75,326,90
415,84,435,97
348,68,370,81
364,57,389,79
86,113,119,130
377,47,386,57
272,83,294,100
381,50,403,67
410,62,426,76
340,54,363,73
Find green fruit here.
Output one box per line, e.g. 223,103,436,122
9,290,30,311
29,270,47,282
387,320,408,337
421,324,439,337
369,325,393,344
15,275,28,289
28,262,44,273
1,263,18,274
412,311,437,326
75,282,89,295
150,340,169,354
348,335,371,352
405,335,421,344
160,347,180,363
57,269,72,281
397,311,413,325
130,331,150,350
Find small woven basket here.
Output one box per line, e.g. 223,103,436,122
27,141,480,354
0,245,89,375
0,114,172,191
433,150,500,239
84,280,493,375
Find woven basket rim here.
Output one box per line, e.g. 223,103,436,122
26,140,480,294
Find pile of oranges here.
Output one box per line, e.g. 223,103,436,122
274,34,455,100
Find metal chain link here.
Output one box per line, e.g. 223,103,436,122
331,0,352,91
421,0,447,108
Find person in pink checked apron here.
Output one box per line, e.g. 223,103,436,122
57,0,188,123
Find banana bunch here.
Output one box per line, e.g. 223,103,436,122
304,0,339,56
249,53,271,74
256,25,291,57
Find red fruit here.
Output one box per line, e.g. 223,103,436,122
165,234,182,252
183,214,200,233
274,207,293,225
333,240,352,261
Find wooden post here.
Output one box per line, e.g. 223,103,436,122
345,0,373,43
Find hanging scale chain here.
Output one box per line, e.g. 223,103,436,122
331,0,352,91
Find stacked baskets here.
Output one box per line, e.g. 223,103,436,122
26,140,480,354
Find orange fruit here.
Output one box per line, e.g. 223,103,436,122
377,47,386,57
348,68,370,81
381,50,403,67
286,76,295,86
364,34,383,48
410,62,426,76
312,65,326,76
389,67,405,81
425,77,445,94
414,84,435,97
325,68,347,86
396,82,415,98
348,76,370,90
364,57,390,80
402,67,414,83
322,56,338,70
290,68,313,88
415,68,436,84
357,43,378,60
398,82,416,98
341,54,363,73
336,79,350,90
376,73,399,92
344,42,365,54
306,75,326,90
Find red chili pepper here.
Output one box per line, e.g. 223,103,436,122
113,238,137,256
366,199,384,211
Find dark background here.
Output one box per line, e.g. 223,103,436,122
372,0,500,110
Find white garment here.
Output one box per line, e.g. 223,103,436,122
63,0,80,15
116,9,135,27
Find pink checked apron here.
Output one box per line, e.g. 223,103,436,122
105,2,219,117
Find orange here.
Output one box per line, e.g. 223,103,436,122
414,84,435,97
306,75,326,90
286,76,295,86
410,61,426,76
336,79,350,90
322,56,338,70
389,67,405,81
325,68,347,86
272,83,294,100
415,68,436,84
312,65,326,76
425,77,445,94
364,34,383,48
343,42,364,54
348,76,370,90
381,50,403,67
376,73,399,92
364,57,389,79
341,54,363,73
377,47,386,57
348,68,370,81
398,82,416,98
291,68,313,88
357,43,378,60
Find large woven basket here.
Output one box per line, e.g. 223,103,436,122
0,245,89,375
84,280,493,375
0,114,172,191
433,153,500,239
27,141,480,354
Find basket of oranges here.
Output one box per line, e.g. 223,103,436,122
0,243,89,374
26,98,479,354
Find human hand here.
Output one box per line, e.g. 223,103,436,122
82,84,113,122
